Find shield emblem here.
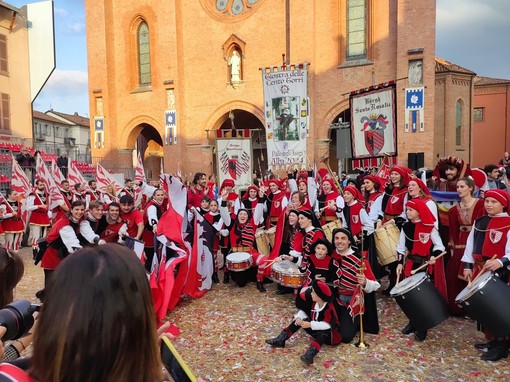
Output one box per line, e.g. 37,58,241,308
391,196,399,204
274,201,280,209
489,229,503,244
419,233,430,244
352,215,359,224
228,158,238,180
364,129,384,156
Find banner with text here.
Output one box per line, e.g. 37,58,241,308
350,83,397,158
261,64,309,168
216,138,253,191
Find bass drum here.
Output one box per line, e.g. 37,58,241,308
455,271,510,337
390,272,449,331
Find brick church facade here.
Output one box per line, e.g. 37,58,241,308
85,0,439,179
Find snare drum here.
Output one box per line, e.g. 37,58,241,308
226,252,253,272
374,221,399,265
255,228,270,256
271,260,306,288
390,272,449,331
265,226,276,248
455,272,510,337
321,219,343,243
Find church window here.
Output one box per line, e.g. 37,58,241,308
456,100,463,146
137,21,151,86
347,0,367,60
473,107,484,122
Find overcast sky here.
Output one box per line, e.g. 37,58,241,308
9,0,510,116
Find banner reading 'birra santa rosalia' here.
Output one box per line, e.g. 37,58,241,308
261,64,309,169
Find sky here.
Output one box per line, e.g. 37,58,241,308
8,0,510,117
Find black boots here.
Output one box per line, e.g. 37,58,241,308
256,281,266,293
402,322,426,341
223,271,230,284
481,339,509,362
300,345,319,365
212,272,219,284
401,322,415,335
265,330,290,348
475,339,495,351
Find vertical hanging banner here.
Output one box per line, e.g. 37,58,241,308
261,64,309,168
405,87,425,133
165,110,177,145
350,82,397,159
216,138,253,191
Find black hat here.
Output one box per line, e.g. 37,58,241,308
331,227,356,246
311,238,332,255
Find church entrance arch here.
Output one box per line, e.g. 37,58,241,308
135,123,163,180
208,109,266,189
328,108,351,176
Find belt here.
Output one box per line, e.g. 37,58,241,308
232,246,253,252
459,226,472,232
384,214,398,222
407,254,427,265
324,216,337,222
270,217,279,223
454,244,466,249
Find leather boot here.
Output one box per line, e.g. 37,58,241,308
300,345,319,365
481,339,509,362
475,339,496,351
414,329,427,342
223,271,230,284
265,330,290,348
212,272,219,284
256,281,266,293
402,322,416,335
32,247,38,260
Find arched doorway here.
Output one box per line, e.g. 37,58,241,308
136,123,163,180
209,109,267,186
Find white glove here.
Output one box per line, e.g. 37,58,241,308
98,239,107,245
220,229,229,237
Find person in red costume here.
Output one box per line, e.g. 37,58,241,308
288,169,317,212
0,190,25,253
240,185,259,213
446,177,485,315
142,189,168,272
316,170,344,226
27,180,51,257
340,186,373,240
363,174,383,215
187,172,214,209
263,178,288,228
401,177,439,229
462,189,510,362
218,179,240,214
433,156,471,192
396,198,446,342
52,180,72,225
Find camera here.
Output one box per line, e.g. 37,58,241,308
0,300,40,341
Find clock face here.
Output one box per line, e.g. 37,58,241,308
202,0,264,21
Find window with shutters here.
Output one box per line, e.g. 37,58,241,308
0,93,10,132
0,34,7,75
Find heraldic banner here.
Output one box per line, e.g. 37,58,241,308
261,64,309,169
350,82,397,159
216,138,253,191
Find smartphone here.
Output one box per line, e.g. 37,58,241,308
160,336,197,382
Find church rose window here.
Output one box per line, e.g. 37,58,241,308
202,0,263,20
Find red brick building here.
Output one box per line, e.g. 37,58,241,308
85,0,438,179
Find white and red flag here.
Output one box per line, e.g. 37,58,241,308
157,174,188,248
11,157,32,198
50,159,66,184
135,151,146,183
182,208,215,299
68,161,88,190
348,284,365,319
35,154,65,210
95,163,122,194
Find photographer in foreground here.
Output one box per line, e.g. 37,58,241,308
0,244,167,381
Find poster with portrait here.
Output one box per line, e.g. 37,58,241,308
216,138,253,191
261,64,309,169
350,83,397,158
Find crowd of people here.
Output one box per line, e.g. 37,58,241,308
0,153,510,379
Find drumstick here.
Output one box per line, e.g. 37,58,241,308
466,274,472,288
410,251,447,275
395,268,401,286
468,255,498,288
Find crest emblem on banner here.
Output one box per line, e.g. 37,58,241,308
419,233,430,244
352,215,359,224
360,114,388,156
489,230,503,244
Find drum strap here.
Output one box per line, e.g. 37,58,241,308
232,246,253,252
407,254,427,265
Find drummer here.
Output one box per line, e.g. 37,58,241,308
316,170,344,226
372,165,411,294
396,198,446,342
400,177,439,229
219,187,268,292
340,186,374,241
264,178,288,229
461,189,510,362
330,227,380,343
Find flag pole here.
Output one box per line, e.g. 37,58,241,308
355,236,369,348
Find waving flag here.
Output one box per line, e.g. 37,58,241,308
35,154,65,210
95,163,122,194
135,152,146,183
182,208,215,298
50,159,66,184
11,157,32,197
348,284,365,319
157,174,188,247
68,161,88,189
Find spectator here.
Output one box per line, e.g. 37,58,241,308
498,152,510,178
57,153,68,178
484,164,506,190
15,147,35,181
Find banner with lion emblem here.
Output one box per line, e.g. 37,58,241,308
261,64,309,169
350,83,397,158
